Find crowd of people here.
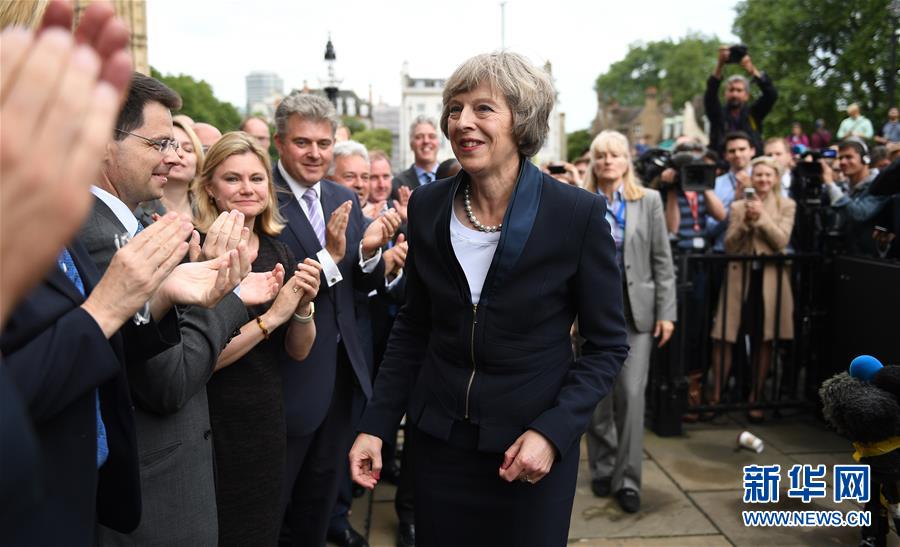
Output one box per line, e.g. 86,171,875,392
2,2,899,547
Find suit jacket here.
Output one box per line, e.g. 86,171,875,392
273,169,385,437
622,188,677,333
391,164,421,201
359,161,630,459
0,240,142,546
80,198,248,547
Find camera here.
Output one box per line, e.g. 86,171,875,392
634,148,717,192
791,144,837,160
726,44,748,64
548,164,567,175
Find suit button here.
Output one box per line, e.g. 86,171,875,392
203,430,212,440
330,277,337,284
626,265,631,269
628,281,633,286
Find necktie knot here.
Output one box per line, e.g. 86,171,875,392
303,187,319,205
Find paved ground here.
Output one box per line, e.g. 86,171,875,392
334,410,899,546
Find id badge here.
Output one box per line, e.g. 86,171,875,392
692,237,705,250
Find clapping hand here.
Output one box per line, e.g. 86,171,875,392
382,234,408,279
82,213,193,337
239,263,284,307
189,210,251,262
362,210,402,257
0,0,131,326
156,240,254,310
392,185,412,223
325,201,352,263
261,259,322,327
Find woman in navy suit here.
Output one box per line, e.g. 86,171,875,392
349,52,628,546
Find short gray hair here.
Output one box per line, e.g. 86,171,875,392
275,93,339,138
409,116,438,141
440,51,554,157
327,140,369,176
725,74,749,90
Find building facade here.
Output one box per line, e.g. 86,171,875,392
74,0,148,74
246,71,285,120
372,103,402,171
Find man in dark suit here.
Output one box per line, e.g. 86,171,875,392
391,116,440,199
1,216,195,546
71,73,252,547
272,93,400,546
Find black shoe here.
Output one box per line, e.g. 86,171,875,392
616,488,641,513
327,526,369,547
590,477,612,498
397,522,415,547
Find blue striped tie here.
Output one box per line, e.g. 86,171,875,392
301,187,326,248
58,249,109,469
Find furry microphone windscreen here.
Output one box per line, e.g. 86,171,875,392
819,372,900,444
872,365,900,399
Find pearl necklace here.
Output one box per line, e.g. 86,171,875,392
463,183,502,233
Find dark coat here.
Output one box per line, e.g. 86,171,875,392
390,164,421,201
359,160,629,458
704,72,778,155
0,240,144,546
273,170,386,437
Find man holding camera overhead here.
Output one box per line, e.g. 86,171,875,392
705,44,778,156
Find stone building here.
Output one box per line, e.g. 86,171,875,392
74,0,148,74
591,87,672,145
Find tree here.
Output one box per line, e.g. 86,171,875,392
732,0,895,138
354,129,392,158
150,67,241,132
594,33,720,110
341,116,367,134
566,129,593,162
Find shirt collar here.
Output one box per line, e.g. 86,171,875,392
90,185,139,236
278,160,321,202
414,163,437,181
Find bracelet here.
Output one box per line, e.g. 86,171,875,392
292,302,315,324
255,316,270,340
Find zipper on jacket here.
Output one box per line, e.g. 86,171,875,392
464,304,478,420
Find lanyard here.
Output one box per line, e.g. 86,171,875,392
685,191,701,232
612,199,625,229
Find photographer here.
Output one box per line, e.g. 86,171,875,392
823,138,891,256
658,143,727,252
705,45,778,156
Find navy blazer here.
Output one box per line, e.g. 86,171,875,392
274,169,386,437
0,240,142,546
359,161,629,458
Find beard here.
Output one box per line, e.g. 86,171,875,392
726,98,744,110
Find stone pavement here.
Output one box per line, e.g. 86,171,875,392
335,411,899,546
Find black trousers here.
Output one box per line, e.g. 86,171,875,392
413,422,579,547
281,344,357,547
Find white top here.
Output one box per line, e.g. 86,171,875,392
450,207,501,304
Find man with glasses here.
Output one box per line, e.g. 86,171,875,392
82,72,253,547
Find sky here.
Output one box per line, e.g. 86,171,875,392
146,0,739,133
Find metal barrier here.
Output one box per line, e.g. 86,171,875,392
648,251,826,436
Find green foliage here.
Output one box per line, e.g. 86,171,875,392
150,67,241,132
566,130,593,162
594,33,720,109
354,129,393,158
341,116,368,134
732,0,895,138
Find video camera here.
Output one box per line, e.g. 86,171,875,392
789,145,836,203
635,148,717,192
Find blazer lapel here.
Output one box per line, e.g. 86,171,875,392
319,179,339,221
480,159,541,306
624,198,638,253
274,169,324,257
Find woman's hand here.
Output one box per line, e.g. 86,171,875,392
349,433,383,490
292,258,322,310
653,320,675,348
745,199,762,222
190,210,248,262
498,430,555,485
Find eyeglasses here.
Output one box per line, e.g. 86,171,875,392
115,129,180,154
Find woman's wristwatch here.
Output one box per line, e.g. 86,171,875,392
292,302,315,324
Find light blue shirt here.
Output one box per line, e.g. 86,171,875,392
414,164,437,185
708,168,749,252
